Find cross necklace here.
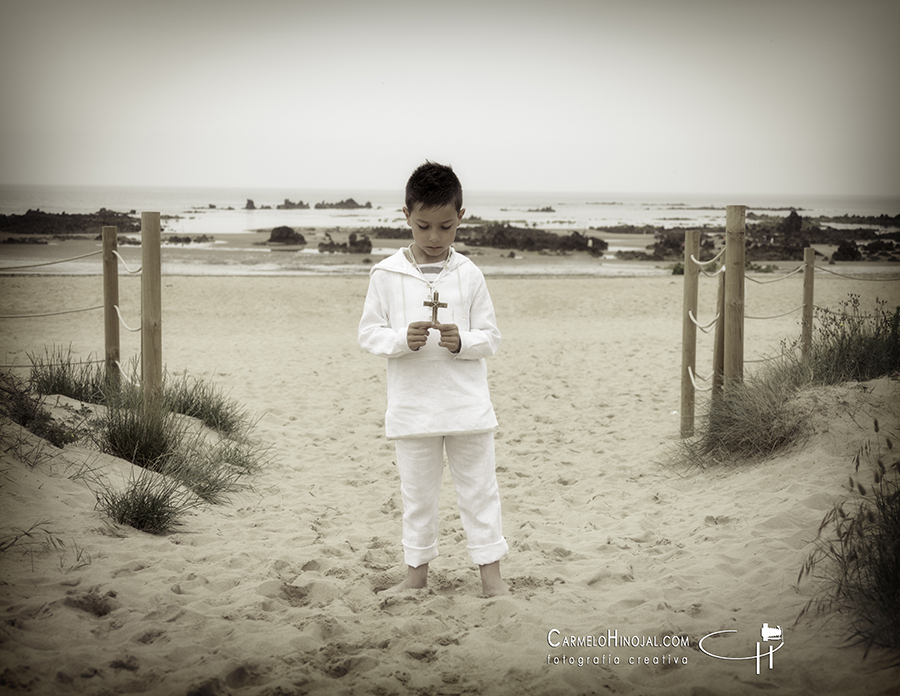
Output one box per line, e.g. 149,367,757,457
424,291,447,323
410,245,450,323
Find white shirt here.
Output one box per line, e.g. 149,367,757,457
358,247,501,439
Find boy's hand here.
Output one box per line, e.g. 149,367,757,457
435,322,460,354
407,321,432,351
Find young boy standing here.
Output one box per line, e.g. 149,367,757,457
358,161,509,596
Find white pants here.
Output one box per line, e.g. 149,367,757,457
394,431,508,568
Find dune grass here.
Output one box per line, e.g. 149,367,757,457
0,371,81,449
798,420,900,656
687,369,809,464
27,347,249,437
681,295,900,467
90,375,266,531
97,384,186,473
6,350,268,534
799,295,900,385
29,345,109,405
92,468,202,535
165,371,250,438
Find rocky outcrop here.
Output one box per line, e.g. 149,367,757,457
268,226,306,245
318,232,371,253
1,237,49,245
458,224,608,257
165,235,215,245
314,199,372,210
277,199,310,210
832,240,862,262
0,208,141,235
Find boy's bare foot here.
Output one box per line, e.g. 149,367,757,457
479,561,511,597
377,563,428,594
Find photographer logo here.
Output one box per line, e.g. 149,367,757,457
699,623,785,675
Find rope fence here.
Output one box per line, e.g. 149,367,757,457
680,207,900,438
112,250,142,275
813,265,900,281
0,305,104,320
0,249,103,272
1,215,163,407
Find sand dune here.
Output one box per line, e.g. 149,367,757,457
1,269,899,695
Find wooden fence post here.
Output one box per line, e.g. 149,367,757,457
681,229,700,437
141,212,162,409
712,270,725,398
723,205,745,388
801,247,815,358
102,227,120,388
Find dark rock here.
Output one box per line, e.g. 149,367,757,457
369,227,410,239
832,240,862,262
166,235,215,245
268,226,306,245
318,232,371,253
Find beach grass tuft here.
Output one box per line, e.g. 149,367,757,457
798,421,900,656
93,468,202,535
96,385,185,473
690,375,808,464
165,371,250,438
26,346,251,436
29,345,108,405
0,371,81,449
798,296,900,385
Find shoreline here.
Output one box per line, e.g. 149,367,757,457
2,228,899,279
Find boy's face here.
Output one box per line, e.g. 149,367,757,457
404,202,465,264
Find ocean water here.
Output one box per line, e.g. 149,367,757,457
2,185,898,277
2,184,899,227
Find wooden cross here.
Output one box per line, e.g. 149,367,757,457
424,291,447,323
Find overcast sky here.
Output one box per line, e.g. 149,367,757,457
1,0,898,196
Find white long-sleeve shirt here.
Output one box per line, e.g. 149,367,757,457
358,247,501,440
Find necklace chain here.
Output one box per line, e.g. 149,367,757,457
409,245,450,291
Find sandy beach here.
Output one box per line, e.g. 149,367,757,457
1,261,900,694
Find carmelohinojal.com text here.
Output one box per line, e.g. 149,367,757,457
547,629,691,667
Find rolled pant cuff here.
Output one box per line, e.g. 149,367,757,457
403,542,439,569
468,537,509,566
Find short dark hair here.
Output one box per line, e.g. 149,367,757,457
405,161,463,213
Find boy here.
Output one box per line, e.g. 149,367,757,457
358,161,509,596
